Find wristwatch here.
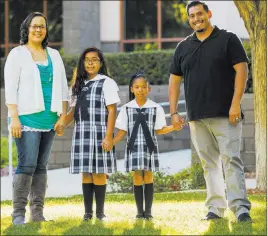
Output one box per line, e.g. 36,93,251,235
171,111,179,117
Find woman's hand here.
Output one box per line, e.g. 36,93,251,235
10,117,22,138
101,136,113,152
54,114,66,136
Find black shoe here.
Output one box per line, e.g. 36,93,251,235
238,213,252,222
136,212,144,219
144,213,153,220
202,212,221,220
96,213,107,221
83,213,93,221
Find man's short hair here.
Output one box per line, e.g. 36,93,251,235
186,1,209,15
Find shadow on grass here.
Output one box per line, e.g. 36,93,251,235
121,219,161,235
62,220,115,235
62,218,161,235
3,221,42,235
203,218,254,235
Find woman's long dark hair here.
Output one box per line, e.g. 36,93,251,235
72,47,109,98
20,12,49,48
129,71,146,101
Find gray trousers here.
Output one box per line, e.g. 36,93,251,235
189,118,251,218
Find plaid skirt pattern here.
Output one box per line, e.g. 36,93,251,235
70,79,116,174
70,121,116,174
125,107,159,172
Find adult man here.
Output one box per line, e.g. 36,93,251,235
168,1,252,222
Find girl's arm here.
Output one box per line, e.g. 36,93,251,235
156,125,182,135
102,103,117,151
113,130,127,146
64,107,75,127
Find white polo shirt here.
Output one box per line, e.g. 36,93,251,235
69,74,121,107
115,99,167,131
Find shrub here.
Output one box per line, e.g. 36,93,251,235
1,42,253,93
1,137,18,169
108,163,206,193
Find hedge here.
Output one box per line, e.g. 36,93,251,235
0,45,253,92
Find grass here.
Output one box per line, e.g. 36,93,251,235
1,191,266,235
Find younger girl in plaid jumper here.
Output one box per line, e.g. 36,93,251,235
65,47,120,221
113,71,182,220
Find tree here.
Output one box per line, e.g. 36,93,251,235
233,1,267,191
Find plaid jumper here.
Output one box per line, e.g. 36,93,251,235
70,79,116,174
125,107,159,172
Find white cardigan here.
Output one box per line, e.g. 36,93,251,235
4,45,69,116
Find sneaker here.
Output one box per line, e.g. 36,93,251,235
144,213,153,220
13,215,26,225
136,213,144,219
83,213,93,221
96,213,107,221
202,212,221,220
238,213,252,223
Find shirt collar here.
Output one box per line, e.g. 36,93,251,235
191,25,220,41
127,99,157,108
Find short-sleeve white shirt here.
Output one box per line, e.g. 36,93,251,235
115,99,166,131
69,74,120,107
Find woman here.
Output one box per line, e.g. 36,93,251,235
4,12,69,225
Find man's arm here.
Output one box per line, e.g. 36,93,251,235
229,62,248,124
168,74,184,129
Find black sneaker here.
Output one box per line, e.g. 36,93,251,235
136,213,144,219
144,213,153,220
238,213,252,223
96,213,107,221
202,212,221,220
83,213,93,221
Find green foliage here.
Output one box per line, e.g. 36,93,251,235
108,163,206,193
0,41,253,93
104,50,174,85
1,137,18,169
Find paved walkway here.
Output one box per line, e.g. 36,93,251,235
1,149,256,201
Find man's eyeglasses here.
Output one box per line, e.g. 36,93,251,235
84,58,100,64
29,25,46,31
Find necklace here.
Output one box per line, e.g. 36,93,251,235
26,45,47,60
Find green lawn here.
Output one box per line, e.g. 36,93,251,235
1,191,266,235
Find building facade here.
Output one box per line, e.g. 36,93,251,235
1,0,249,57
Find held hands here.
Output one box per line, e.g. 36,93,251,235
229,104,241,125
10,117,22,138
171,113,185,131
101,136,113,152
54,115,66,136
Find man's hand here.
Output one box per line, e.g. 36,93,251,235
171,113,185,130
229,104,241,125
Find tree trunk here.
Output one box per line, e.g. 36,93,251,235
234,1,267,191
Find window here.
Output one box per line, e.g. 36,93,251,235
9,0,43,44
1,0,63,58
0,1,4,45
162,0,192,38
125,0,157,39
120,0,191,52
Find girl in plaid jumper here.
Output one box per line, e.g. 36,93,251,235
113,71,182,220
65,47,120,221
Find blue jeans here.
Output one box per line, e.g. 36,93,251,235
14,130,55,176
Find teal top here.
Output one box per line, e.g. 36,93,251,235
19,51,58,129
